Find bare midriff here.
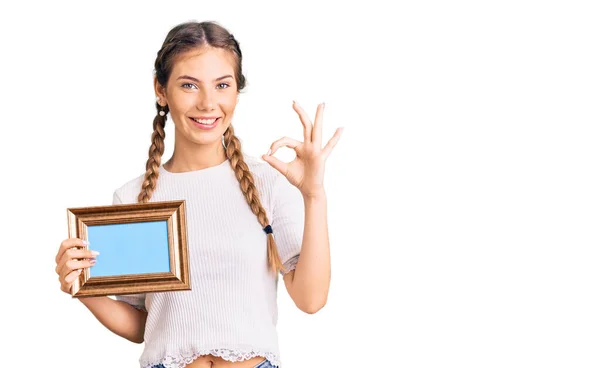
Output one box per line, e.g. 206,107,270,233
184,355,266,368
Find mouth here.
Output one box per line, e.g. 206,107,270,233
189,116,221,130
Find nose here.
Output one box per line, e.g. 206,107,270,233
197,88,215,111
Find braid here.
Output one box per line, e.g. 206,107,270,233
137,103,169,203
224,126,286,275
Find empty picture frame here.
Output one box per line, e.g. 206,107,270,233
66,200,190,298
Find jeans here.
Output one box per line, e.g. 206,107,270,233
253,359,276,368
152,358,276,368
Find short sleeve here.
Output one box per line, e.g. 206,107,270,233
271,175,305,276
111,190,147,312
115,293,147,312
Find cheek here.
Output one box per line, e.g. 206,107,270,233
170,91,196,111
219,95,238,115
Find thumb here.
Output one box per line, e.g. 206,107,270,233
262,154,288,176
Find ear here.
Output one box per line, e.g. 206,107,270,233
154,77,167,106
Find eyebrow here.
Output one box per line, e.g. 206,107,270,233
176,74,234,83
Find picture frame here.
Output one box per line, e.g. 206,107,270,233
66,200,191,298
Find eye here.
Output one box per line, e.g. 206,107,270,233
182,83,197,89
217,83,230,89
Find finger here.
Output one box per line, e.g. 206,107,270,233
312,103,325,147
61,282,73,294
66,248,100,260
267,136,302,156
61,270,80,294
293,101,313,143
322,127,344,158
56,238,88,264
59,258,96,280
262,154,289,177
60,258,95,281
64,268,83,286
57,247,98,275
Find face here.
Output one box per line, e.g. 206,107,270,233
155,46,239,148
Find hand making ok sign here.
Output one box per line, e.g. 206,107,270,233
262,101,343,198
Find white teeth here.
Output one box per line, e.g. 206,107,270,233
192,117,217,125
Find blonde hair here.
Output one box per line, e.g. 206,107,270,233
137,21,286,274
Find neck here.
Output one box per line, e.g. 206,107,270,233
164,136,228,173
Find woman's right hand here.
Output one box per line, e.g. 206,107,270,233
55,238,99,295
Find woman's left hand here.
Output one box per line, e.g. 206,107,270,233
262,101,343,198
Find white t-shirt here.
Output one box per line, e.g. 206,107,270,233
112,155,304,368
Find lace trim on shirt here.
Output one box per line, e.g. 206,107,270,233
142,348,280,368
131,305,147,312
281,254,299,276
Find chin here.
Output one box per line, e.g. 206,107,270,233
189,127,230,146
188,132,224,146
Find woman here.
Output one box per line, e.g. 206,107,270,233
54,20,342,368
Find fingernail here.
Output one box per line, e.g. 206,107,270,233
91,251,100,256
292,100,296,105
82,240,89,245
90,259,97,265
322,102,326,108
266,149,271,155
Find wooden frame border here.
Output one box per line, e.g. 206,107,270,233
66,200,190,298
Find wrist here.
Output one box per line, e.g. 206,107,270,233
302,190,327,202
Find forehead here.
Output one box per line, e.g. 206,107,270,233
170,47,236,80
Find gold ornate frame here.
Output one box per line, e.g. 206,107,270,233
66,200,190,298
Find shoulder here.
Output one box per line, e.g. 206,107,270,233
112,172,146,204
242,154,293,210
243,154,281,185
243,154,303,209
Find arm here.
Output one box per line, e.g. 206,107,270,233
79,297,147,343
263,101,343,315
283,192,330,314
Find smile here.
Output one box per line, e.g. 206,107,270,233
189,117,221,130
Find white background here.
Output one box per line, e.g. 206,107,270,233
1,0,599,367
